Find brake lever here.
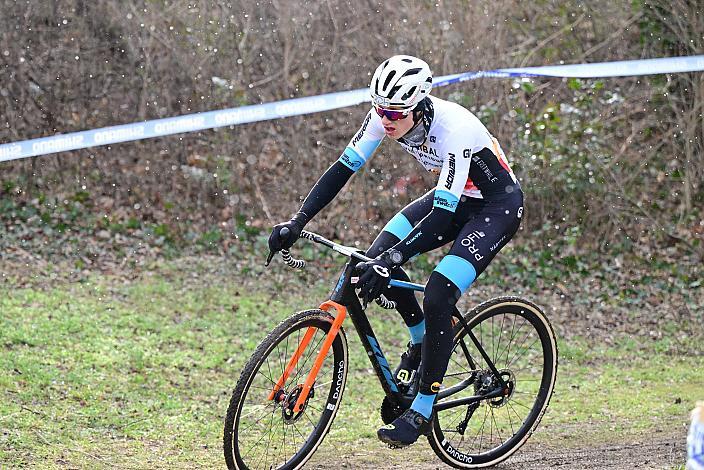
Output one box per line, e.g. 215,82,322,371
265,226,291,266
265,251,275,266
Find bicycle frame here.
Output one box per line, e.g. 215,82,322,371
267,231,510,414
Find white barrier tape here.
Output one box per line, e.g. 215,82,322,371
1,55,703,163
435,55,704,87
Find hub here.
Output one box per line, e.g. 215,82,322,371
488,369,515,408
280,383,315,424
474,368,516,408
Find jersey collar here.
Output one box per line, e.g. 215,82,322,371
398,97,434,148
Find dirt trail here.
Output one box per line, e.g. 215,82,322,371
308,433,685,469
493,436,683,469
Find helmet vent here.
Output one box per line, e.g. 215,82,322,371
383,70,396,90
401,58,412,63
401,67,421,78
401,86,417,101
388,84,402,99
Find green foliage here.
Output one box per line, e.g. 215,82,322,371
197,229,223,248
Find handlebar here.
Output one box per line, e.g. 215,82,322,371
267,229,403,309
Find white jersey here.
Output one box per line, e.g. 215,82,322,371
338,95,519,212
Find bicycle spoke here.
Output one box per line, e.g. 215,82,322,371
443,370,477,378
490,407,503,445
278,334,288,387
507,336,540,370
449,353,473,375
313,379,333,389
238,402,276,421
247,410,275,468
302,409,318,428
280,414,287,468
264,356,276,389
293,421,308,441
478,405,488,453
494,313,506,364
496,314,522,368
507,401,525,427
509,399,533,411
504,320,536,367
238,406,277,435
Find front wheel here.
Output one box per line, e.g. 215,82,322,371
428,297,558,468
224,309,348,470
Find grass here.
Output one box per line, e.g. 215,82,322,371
0,262,700,469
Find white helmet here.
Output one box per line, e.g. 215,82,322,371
370,55,433,109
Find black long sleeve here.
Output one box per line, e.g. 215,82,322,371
294,160,355,225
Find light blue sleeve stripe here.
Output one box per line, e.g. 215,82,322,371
433,255,477,294
408,319,426,344
433,189,459,212
338,147,367,171
382,212,414,240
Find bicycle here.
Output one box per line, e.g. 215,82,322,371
223,229,558,469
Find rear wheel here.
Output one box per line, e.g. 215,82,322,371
428,297,558,468
224,309,348,470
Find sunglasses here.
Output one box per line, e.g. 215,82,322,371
373,105,412,121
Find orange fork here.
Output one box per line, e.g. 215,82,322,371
267,326,317,401
267,301,347,413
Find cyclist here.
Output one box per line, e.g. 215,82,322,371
268,55,523,448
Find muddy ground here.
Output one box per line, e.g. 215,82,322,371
307,432,685,469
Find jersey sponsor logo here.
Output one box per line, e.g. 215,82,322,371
461,230,486,262
489,234,508,252
340,152,362,169
463,148,471,159
517,206,523,218
429,136,436,143
472,153,499,183
445,153,456,189
352,113,372,147
433,194,457,210
418,145,438,157
405,231,422,245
